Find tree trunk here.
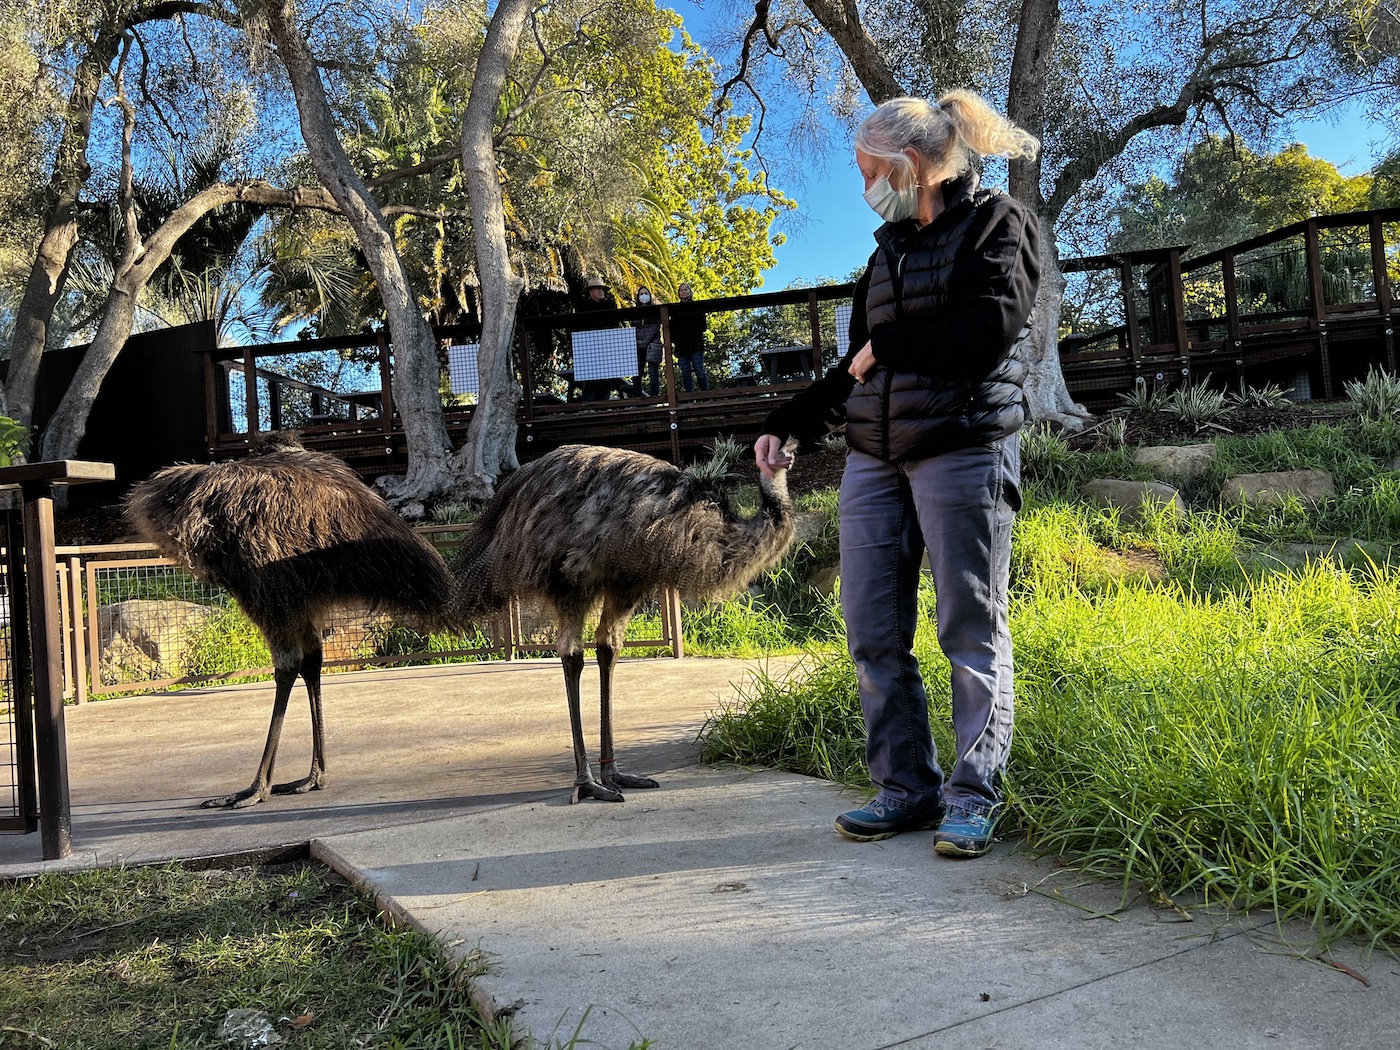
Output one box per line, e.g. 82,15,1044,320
800,0,905,103
5,26,124,433
1020,216,1087,428
259,0,453,513
453,0,533,499
1005,0,1090,431
37,180,341,460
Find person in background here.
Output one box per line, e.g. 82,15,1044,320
670,282,710,392
577,275,618,402
753,91,1040,859
634,286,664,396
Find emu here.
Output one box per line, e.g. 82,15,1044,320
125,435,453,809
451,443,795,803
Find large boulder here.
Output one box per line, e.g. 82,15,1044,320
98,599,218,684
1222,469,1336,506
1134,444,1217,478
1079,480,1188,525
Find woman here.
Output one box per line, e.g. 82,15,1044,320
634,286,664,396
754,92,1040,858
672,283,709,392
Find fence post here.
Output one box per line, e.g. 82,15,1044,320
0,461,116,860
242,346,260,437
807,290,824,374
68,556,87,706
666,588,684,659
1120,260,1143,375
1167,248,1190,382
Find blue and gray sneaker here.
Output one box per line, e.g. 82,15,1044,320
835,797,945,842
933,804,998,857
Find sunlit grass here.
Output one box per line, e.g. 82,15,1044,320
701,455,1400,950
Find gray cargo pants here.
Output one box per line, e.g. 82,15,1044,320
838,436,1020,816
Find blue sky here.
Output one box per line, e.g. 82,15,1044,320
757,98,1392,291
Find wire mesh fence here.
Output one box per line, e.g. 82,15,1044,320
52,533,678,699
0,554,27,831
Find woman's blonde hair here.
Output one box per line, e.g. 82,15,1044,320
855,90,1039,184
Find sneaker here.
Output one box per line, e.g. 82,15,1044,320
835,798,945,842
933,804,998,857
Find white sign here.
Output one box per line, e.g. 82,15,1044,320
572,328,638,382
447,342,480,394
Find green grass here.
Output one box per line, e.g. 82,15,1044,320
0,861,514,1049
701,419,1400,951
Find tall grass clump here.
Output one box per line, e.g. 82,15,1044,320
701,497,1400,949
1010,565,1400,948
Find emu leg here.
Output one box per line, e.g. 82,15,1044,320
273,643,326,795
202,664,299,809
562,616,622,803
597,599,658,793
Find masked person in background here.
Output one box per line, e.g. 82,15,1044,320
754,91,1040,859
634,286,664,396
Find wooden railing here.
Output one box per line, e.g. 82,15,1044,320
1057,206,1400,408
198,206,1400,462
200,285,856,472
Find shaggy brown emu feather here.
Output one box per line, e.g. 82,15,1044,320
125,436,453,809
452,443,795,802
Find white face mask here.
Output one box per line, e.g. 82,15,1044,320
863,175,920,222
638,293,651,304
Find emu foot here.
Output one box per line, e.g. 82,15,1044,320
272,770,325,796
572,779,625,804
604,770,660,791
201,784,269,809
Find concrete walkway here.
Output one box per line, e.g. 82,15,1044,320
3,657,1396,1049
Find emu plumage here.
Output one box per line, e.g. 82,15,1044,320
125,437,452,808
452,443,795,802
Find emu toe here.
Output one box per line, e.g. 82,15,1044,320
604,771,660,790
201,785,268,809
572,779,625,804
272,770,325,795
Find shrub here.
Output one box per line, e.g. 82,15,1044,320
1345,367,1400,424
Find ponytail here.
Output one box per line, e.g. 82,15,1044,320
856,91,1038,180
937,90,1039,162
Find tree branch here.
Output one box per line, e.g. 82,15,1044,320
799,0,904,104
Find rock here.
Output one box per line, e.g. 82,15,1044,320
807,564,841,596
1221,469,1336,506
1246,538,1387,570
98,599,218,685
1134,444,1217,478
793,510,830,546
1079,479,1187,524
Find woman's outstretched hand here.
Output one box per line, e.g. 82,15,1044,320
754,434,792,478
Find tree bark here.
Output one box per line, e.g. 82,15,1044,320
5,25,124,432
259,0,453,512
799,0,905,103
1004,0,1091,429
453,0,534,499
1020,216,1087,429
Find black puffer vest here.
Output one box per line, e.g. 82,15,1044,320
846,178,1028,462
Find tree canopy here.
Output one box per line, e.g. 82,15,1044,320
1110,137,1397,258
